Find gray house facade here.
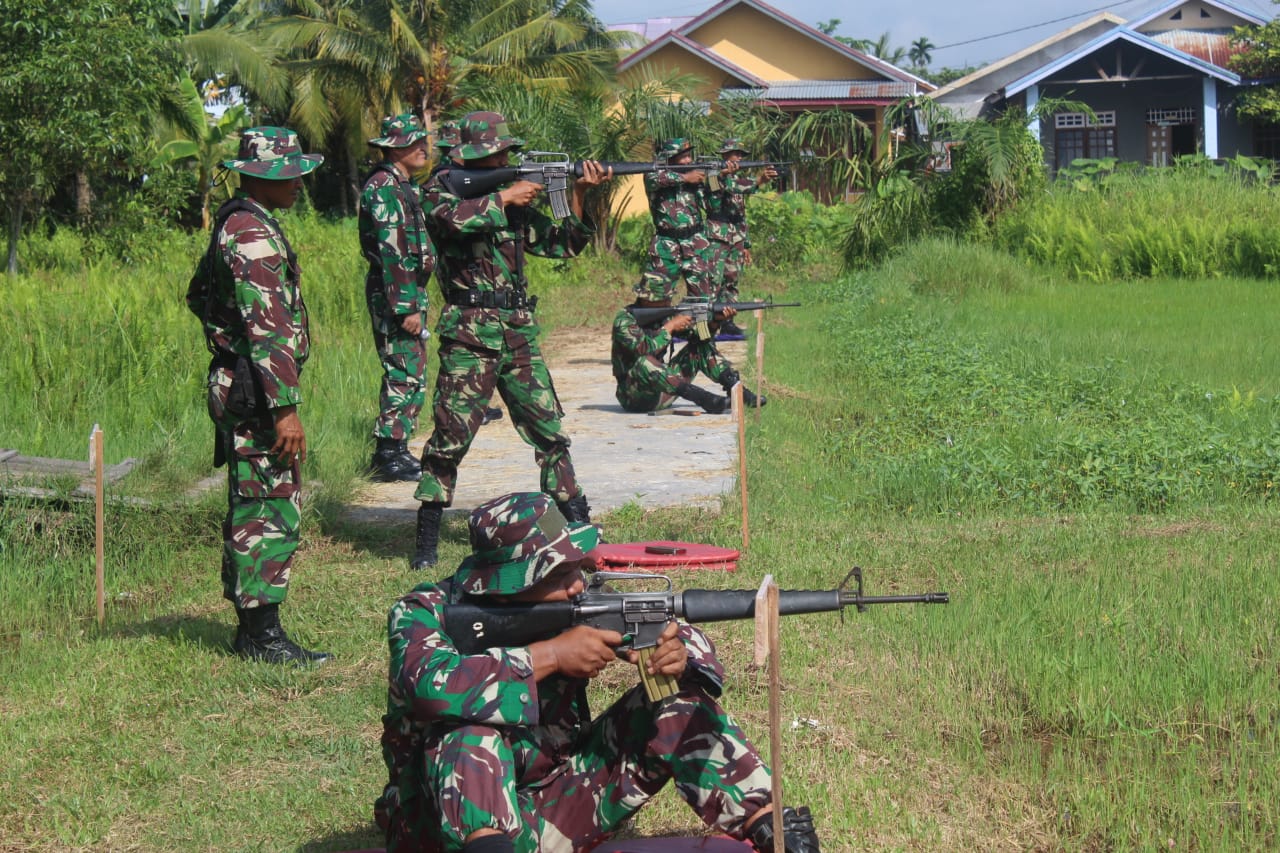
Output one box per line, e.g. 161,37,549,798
929,1,1271,172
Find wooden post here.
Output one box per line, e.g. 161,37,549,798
766,580,784,843
91,424,105,628
734,383,748,551
752,308,762,422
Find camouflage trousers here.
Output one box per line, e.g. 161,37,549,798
208,365,299,608
414,335,579,505
641,233,716,300
708,241,746,302
615,339,731,413
372,324,428,441
386,683,773,852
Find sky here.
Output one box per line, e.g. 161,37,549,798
590,0,1277,70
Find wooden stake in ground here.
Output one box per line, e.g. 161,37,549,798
91,424,105,628
735,382,748,551
754,576,783,843
755,308,766,422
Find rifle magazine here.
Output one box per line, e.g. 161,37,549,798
636,648,679,703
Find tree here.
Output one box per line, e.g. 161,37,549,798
909,37,935,70
0,0,184,273
152,76,253,229
1229,19,1280,123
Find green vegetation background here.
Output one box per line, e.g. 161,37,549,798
2,176,1279,850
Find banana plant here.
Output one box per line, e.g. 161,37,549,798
152,76,251,229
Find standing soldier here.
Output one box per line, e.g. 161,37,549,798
186,127,329,665
409,111,612,570
361,114,434,482
639,138,713,301
706,137,777,337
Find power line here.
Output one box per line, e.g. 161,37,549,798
933,2,1135,51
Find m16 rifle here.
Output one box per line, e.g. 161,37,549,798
627,296,801,340
445,567,949,701
696,157,790,191
436,151,708,219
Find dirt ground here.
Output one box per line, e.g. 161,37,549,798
341,329,751,526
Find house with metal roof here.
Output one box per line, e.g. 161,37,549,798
929,0,1271,172
610,0,932,205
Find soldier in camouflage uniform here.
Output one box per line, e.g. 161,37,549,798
639,138,714,301
705,138,778,337
375,491,822,853
361,114,435,482
611,280,765,413
409,111,611,570
433,120,504,427
186,127,329,665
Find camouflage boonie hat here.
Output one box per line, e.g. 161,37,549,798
453,492,600,596
719,137,750,156
633,277,673,301
435,120,461,151
657,137,695,161
223,127,323,179
369,113,428,149
452,111,524,161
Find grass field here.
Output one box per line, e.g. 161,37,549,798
1,228,1277,851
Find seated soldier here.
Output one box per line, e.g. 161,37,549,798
375,491,820,853
612,281,765,414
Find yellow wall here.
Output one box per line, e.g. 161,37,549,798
686,6,876,81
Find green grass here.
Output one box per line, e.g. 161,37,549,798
2,230,1278,851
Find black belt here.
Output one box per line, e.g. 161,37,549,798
656,223,702,239
445,290,538,310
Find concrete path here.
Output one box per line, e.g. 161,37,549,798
340,333,748,526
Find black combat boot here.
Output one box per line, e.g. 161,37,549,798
480,407,504,425
556,494,591,524
721,369,767,408
747,805,821,853
717,318,747,339
675,382,729,414
411,501,445,569
370,437,422,482
233,604,331,665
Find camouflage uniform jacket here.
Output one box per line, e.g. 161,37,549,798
377,577,726,828
705,174,759,249
187,192,309,409
422,175,592,351
610,306,671,383
359,164,435,328
644,169,707,238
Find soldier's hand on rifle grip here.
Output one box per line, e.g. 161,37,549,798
624,621,687,679
271,406,306,464
534,625,624,680
682,170,706,185
665,314,695,335
500,180,542,208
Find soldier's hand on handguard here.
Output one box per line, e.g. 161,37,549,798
576,160,613,189
500,179,543,208
536,625,624,680
623,621,687,679
271,406,307,464
714,306,738,322
665,313,695,335
682,170,706,185
759,166,778,185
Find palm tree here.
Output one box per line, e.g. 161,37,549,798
909,37,934,70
